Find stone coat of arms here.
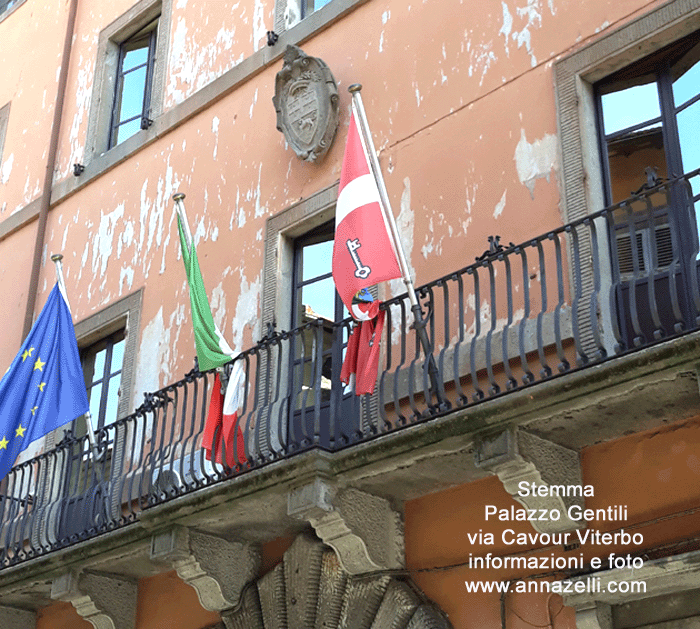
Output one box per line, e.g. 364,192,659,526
273,46,339,163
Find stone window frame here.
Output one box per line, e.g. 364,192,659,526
563,548,700,629
0,102,9,169
554,0,700,226
553,0,700,353
0,0,25,24
84,0,172,164
47,289,143,449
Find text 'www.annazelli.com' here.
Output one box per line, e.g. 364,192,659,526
464,578,647,594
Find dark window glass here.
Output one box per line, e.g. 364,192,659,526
81,329,126,432
301,0,332,18
109,19,158,148
0,0,20,14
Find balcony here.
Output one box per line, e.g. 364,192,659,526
2,170,700,573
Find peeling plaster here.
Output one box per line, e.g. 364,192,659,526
65,57,93,179
91,203,124,299
120,266,134,293
253,0,266,52
167,18,239,106
499,2,513,55
211,281,227,332
468,42,497,86
212,116,220,159
1,153,14,184
389,178,416,343
494,190,507,219
514,129,558,198
134,307,168,397
230,271,261,353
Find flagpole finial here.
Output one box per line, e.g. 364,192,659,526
173,192,186,202
50,254,63,263
348,84,362,94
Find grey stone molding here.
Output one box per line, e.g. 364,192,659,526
287,478,404,574
223,534,452,629
149,526,260,611
0,605,36,629
569,602,612,629
50,570,137,629
475,428,584,534
562,548,700,610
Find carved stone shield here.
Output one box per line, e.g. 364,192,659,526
273,45,339,163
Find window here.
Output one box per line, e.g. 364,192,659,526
595,30,700,345
273,0,334,32
81,329,126,433
290,221,345,410
109,19,158,148
0,0,23,19
84,0,171,162
554,0,700,352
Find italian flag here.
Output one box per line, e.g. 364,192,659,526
177,214,234,372
175,199,245,465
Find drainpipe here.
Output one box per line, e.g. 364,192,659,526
23,0,79,337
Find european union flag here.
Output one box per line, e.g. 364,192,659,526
0,283,89,481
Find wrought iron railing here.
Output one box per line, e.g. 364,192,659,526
1,170,699,567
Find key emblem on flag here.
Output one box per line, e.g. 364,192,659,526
346,238,372,279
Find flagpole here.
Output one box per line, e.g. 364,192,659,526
51,254,102,460
347,85,449,410
173,193,193,251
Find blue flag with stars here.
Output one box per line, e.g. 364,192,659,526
0,283,89,482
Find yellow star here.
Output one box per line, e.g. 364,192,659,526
33,357,45,372
21,347,34,362
0,437,8,450
37,382,46,392
30,406,38,416
15,425,25,438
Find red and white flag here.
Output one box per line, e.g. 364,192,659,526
202,362,247,467
332,109,402,320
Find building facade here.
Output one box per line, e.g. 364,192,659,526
1,0,700,627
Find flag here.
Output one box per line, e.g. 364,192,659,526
340,295,385,395
0,283,89,481
332,109,402,319
177,214,234,372
202,362,247,467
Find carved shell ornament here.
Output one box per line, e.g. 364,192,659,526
273,46,340,163
224,534,453,629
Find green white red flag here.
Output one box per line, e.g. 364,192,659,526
176,213,234,372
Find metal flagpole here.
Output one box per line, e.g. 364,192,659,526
347,84,449,410
50,254,102,461
173,192,193,251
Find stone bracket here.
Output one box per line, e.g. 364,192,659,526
150,525,260,612
51,570,137,629
475,428,584,534
287,478,404,575
0,605,37,629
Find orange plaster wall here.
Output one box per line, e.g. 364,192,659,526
135,570,221,629
37,601,92,629
260,534,294,576
405,415,700,629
